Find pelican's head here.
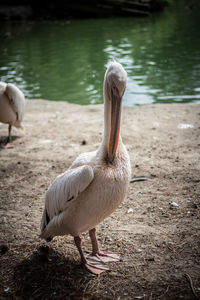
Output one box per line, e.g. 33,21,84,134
106,61,127,100
104,62,127,163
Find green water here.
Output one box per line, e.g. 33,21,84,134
0,4,200,105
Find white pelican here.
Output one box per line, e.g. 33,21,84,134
0,82,25,144
40,61,131,275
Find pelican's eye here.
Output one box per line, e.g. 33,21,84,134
111,84,120,98
112,84,116,90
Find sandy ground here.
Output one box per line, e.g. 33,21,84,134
0,100,200,300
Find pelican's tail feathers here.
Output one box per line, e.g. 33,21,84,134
40,209,49,233
40,209,54,242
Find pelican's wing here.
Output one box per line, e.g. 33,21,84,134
40,165,94,233
5,83,25,122
70,150,97,169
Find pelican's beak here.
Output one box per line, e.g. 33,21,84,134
108,88,123,163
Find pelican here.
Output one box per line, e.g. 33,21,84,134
0,82,25,144
40,61,131,275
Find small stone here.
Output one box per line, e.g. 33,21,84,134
169,202,179,208
153,122,159,128
107,237,113,242
178,123,194,129
192,203,198,209
151,174,157,177
145,257,155,262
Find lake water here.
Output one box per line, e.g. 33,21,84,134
0,3,200,106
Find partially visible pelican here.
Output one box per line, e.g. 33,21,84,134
40,61,131,275
0,82,25,144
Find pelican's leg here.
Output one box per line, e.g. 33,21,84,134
89,228,100,255
74,236,108,275
89,228,120,262
0,124,12,148
74,236,86,263
7,124,12,143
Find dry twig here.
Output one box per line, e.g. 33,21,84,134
185,273,199,300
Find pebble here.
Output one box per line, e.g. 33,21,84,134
153,122,159,128
145,257,155,262
178,123,194,129
127,208,133,214
169,202,179,207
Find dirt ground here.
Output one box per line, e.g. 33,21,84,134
0,100,200,300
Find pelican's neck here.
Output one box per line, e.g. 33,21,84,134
103,79,111,146
101,77,122,157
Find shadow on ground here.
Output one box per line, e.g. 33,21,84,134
12,246,95,299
